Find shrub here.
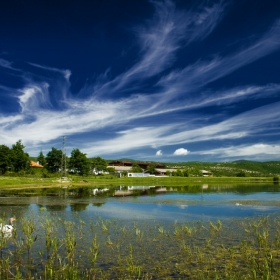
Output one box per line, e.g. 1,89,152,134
273,176,279,183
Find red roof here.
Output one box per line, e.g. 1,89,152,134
30,161,43,168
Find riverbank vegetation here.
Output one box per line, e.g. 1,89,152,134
1,214,280,279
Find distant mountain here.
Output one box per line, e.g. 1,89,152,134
116,158,137,162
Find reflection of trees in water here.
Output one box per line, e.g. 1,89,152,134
70,203,88,212
132,190,148,196
165,184,280,194
45,205,67,211
0,204,30,221
70,188,91,198
92,203,104,207
0,188,65,197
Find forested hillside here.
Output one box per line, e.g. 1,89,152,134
164,160,280,177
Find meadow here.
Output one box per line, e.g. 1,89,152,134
0,174,275,190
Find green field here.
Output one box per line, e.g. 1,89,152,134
0,175,276,189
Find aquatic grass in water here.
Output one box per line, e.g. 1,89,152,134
0,214,280,279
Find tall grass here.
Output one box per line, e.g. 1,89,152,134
1,214,280,279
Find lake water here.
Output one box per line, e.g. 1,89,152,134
1,183,280,223
1,183,280,278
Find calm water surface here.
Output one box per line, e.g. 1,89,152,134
0,183,280,222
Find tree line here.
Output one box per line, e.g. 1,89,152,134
0,140,108,176
0,140,203,177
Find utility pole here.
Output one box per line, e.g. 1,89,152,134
61,136,67,178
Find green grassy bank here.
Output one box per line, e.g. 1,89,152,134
0,175,276,189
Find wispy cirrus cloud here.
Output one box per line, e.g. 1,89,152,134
196,143,280,160
157,19,280,95
85,0,226,97
0,58,14,69
80,101,280,157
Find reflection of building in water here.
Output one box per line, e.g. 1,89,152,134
113,186,167,197
92,188,109,195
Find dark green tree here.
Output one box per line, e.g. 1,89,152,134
189,167,203,177
0,145,13,174
236,171,248,177
130,163,143,173
46,147,63,173
37,150,46,167
91,157,107,173
147,164,156,174
182,169,189,177
11,140,30,172
176,169,183,177
69,148,91,175
107,167,116,173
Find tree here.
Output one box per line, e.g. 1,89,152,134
176,169,183,177
189,167,203,177
147,164,156,174
46,147,63,173
69,148,91,175
130,163,143,173
236,171,248,177
107,167,116,173
182,169,189,177
11,140,30,172
0,145,13,174
37,150,46,167
91,157,107,174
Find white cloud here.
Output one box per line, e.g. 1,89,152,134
156,150,162,156
174,148,189,155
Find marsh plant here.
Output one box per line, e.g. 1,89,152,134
1,214,280,279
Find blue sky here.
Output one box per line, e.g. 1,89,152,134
1,0,280,162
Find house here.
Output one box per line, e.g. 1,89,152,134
108,160,166,176
127,173,150,177
30,161,43,168
155,168,177,176
201,170,212,177
108,160,165,169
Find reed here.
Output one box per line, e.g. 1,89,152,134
0,214,280,279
